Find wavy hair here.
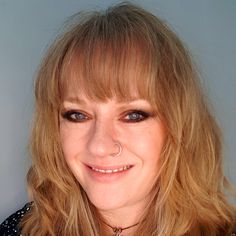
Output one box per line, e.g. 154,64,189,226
21,2,236,235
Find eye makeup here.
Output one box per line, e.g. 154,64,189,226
61,110,91,123
121,110,153,123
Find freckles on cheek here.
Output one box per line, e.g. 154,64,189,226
139,129,164,159
60,127,74,159
60,126,87,162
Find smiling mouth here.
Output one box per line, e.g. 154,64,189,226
90,165,132,174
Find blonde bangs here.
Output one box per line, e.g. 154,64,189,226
59,21,159,105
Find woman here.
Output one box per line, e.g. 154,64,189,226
1,2,236,236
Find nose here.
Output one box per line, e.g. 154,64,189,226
87,119,119,158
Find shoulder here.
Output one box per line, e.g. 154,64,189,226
0,202,32,236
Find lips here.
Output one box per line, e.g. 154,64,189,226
90,165,132,173
86,164,133,174
85,164,133,182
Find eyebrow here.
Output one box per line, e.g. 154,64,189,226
63,97,86,104
63,96,148,105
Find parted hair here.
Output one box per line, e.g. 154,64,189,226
21,2,236,235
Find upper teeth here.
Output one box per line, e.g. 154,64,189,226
91,165,131,173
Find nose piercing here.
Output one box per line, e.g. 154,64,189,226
112,142,122,157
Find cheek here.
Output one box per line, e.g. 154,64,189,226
60,124,86,160
123,123,165,161
60,125,88,182
60,126,72,158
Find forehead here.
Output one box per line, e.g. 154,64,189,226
60,45,151,103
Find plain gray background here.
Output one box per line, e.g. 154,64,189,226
0,0,235,222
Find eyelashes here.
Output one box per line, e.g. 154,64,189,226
122,110,151,123
61,109,153,123
61,110,90,122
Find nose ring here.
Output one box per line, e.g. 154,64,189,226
112,142,122,157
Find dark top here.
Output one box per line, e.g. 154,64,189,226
1,203,236,236
0,203,31,236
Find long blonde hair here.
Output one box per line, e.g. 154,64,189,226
22,2,236,235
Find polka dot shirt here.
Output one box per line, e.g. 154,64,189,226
0,203,32,236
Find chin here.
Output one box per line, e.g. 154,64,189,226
89,196,125,211
87,191,128,211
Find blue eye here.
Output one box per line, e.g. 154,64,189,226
123,110,150,122
62,110,89,122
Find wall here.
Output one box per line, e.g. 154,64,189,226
0,0,235,222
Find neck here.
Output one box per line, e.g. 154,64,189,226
97,194,155,235
102,220,139,236
98,202,148,236
100,203,144,227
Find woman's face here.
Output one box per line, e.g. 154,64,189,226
60,91,165,214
